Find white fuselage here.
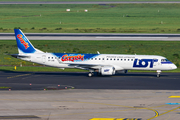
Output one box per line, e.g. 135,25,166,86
18,53,177,71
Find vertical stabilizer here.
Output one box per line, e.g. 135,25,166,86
14,29,44,54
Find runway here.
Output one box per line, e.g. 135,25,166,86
0,71,180,90
1,33,180,41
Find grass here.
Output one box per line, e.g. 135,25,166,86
0,3,180,72
0,0,177,2
1,4,180,33
0,86,11,89
0,40,180,69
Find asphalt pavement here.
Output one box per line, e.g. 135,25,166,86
0,71,180,90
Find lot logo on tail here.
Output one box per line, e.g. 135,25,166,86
17,34,29,49
61,54,84,62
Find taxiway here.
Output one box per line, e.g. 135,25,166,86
0,71,180,90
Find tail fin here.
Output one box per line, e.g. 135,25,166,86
14,29,44,54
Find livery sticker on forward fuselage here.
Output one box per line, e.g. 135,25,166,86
53,53,98,62
133,59,158,68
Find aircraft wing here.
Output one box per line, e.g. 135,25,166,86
67,63,112,70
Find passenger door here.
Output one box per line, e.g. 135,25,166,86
42,55,46,63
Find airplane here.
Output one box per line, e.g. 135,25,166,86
11,29,177,77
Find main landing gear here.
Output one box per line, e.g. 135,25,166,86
88,69,95,77
156,70,161,78
88,72,93,77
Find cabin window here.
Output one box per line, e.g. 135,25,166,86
48,57,50,59
110,59,112,60
107,58,108,60
114,59,116,60
52,57,53,59
131,59,133,61
128,59,129,61
91,58,93,60
95,58,97,60
99,58,101,60
124,59,126,61
117,59,119,60
102,58,104,60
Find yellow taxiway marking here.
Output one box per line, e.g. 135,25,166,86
34,101,157,119
89,118,140,120
7,73,32,79
0,99,158,119
147,106,180,120
149,104,168,109
168,96,180,98
89,118,116,120
68,101,159,120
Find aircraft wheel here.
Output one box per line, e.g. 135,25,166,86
156,70,161,78
88,72,93,77
157,74,160,78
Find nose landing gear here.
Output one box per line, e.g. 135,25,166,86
157,70,161,78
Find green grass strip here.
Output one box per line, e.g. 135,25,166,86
0,86,11,89
1,4,180,33
1,40,180,67
0,0,177,2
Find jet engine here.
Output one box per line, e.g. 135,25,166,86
100,67,115,75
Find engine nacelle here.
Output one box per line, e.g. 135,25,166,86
100,67,115,75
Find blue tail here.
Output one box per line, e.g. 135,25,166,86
14,29,43,54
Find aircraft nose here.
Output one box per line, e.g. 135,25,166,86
171,64,177,70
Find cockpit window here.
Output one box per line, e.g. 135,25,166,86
161,59,170,62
